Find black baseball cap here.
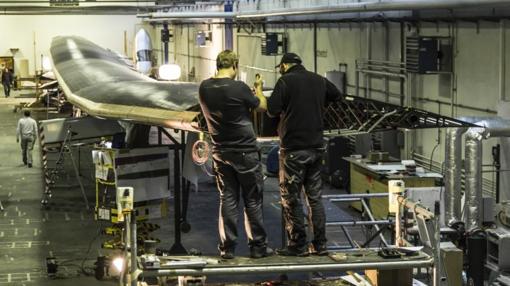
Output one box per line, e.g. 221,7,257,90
275,53,302,68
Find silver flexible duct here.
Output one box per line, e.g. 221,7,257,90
464,128,486,231
444,116,489,225
444,127,466,224
463,117,510,230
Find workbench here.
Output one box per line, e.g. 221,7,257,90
345,157,440,219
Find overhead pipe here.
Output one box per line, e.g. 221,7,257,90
146,11,235,19
5,0,510,17
140,0,510,20
235,0,510,19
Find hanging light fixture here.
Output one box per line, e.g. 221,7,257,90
158,64,181,81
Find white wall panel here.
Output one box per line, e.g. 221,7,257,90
0,15,141,75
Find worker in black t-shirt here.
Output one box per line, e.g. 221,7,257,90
267,53,343,257
198,50,272,259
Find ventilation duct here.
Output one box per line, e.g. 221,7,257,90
444,127,467,224
444,117,490,225
463,118,510,231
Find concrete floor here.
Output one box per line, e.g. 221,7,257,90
0,92,383,285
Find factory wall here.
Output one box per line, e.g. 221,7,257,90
162,23,225,82
0,15,141,75
170,19,509,196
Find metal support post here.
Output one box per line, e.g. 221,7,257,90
121,214,129,286
169,133,187,254
68,140,89,209
395,195,403,246
130,211,138,286
493,144,501,203
433,201,442,286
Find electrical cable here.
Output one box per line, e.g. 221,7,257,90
429,143,440,171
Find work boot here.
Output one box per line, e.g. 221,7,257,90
219,246,235,259
220,250,234,259
276,246,309,257
250,246,274,259
312,244,329,256
28,163,32,168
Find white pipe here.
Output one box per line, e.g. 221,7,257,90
141,0,510,20
236,0,510,19
474,118,510,137
147,11,235,19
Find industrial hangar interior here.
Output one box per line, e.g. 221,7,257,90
2,0,510,286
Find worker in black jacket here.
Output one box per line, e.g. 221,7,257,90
199,50,272,259
2,66,13,98
267,53,343,256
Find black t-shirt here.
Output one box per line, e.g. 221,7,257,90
199,77,260,151
267,65,343,150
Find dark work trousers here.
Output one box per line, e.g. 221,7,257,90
212,150,267,252
21,136,35,164
3,83,10,97
279,148,327,250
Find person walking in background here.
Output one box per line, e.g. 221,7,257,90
16,110,38,168
2,66,13,98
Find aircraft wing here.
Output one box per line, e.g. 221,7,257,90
50,36,202,132
50,36,476,137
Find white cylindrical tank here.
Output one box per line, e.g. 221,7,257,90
135,28,153,75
